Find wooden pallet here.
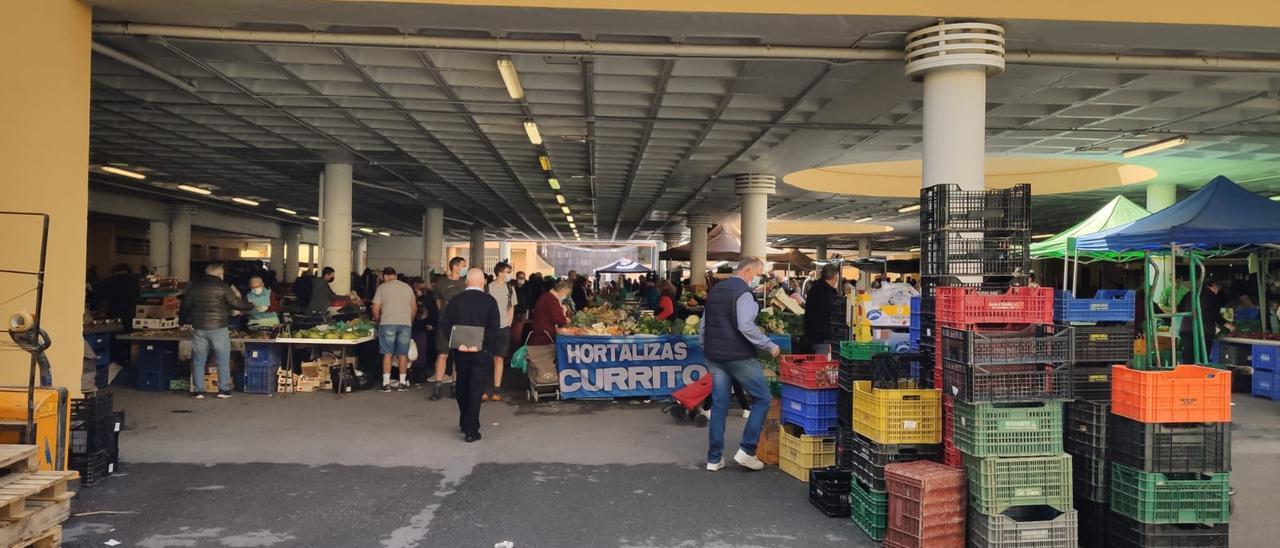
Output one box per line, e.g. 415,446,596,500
13,525,60,548
0,499,70,548
0,446,40,488
0,471,78,522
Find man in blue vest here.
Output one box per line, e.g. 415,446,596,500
699,256,778,471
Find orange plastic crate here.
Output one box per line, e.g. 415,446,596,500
1111,365,1231,423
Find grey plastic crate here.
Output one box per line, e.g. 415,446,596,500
968,507,1079,548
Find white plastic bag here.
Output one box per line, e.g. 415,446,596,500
408,338,419,361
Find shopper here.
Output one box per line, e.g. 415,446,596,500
306,267,338,314
804,264,840,356
372,267,417,392
429,257,468,400
699,256,777,472
570,271,589,311
529,280,572,345
293,268,315,309
1178,278,1233,364
181,263,254,399
485,262,516,401
410,277,439,383
439,268,501,442
655,280,677,321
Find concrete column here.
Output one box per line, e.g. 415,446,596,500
423,206,444,275
469,226,486,272
906,23,1005,191
168,204,196,282
858,237,872,289
148,220,170,277
735,174,776,261
269,235,285,277
687,215,713,287
815,242,828,262
663,228,683,278
498,240,511,264
283,225,301,282
321,162,353,294
307,244,317,273
355,237,367,273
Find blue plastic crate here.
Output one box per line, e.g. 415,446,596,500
85,333,112,352
135,371,171,392
241,364,278,394
909,296,921,331
244,343,282,366
1252,345,1280,372
781,385,840,434
1054,290,1135,323
1253,370,1279,400
769,334,793,354
135,342,178,373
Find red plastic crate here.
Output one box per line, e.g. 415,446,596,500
943,444,961,467
1112,364,1231,423
885,460,967,548
935,286,1054,325
779,354,839,389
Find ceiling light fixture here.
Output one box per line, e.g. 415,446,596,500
1122,135,1188,158
568,222,576,229
548,177,560,190
524,121,543,145
1032,233,1055,239
854,216,873,223
908,247,921,252
359,227,374,234
539,155,552,172
1271,195,1280,201
309,215,320,221
898,204,921,213
177,184,211,195
561,206,571,214
231,197,260,207
377,231,391,237
566,215,574,223
555,194,565,204
496,57,525,100
100,165,146,180
276,207,298,215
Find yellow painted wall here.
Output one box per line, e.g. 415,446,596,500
0,0,91,396
348,0,1280,28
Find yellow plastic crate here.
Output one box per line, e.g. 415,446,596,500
852,380,942,444
779,451,810,482
779,423,836,468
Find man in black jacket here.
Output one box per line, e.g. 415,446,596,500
180,263,254,399
439,268,501,442
1179,278,1233,364
804,264,840,356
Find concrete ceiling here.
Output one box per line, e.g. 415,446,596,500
85,1,1280,247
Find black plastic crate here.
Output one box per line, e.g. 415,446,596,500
71,415,116,455
871,352,923,389
70,449,117,487
942,359,1072,403
1070,447,1109,503
837,386,852,428
1075,497,1109,548
940,324,1073,367
1108,511,1229,547
920,183,1031,233
849,432,941,492
1073,324,1136,363
71,392,113,422
1065,400,1110,460
836,427,857,471
838,357,872,391
1071,364,1112,402
920,232,1031,278
1109,415,1231,473
809,467,853,518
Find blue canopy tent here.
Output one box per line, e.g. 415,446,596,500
1072,176,1280,365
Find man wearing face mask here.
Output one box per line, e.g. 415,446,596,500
699,256,778,472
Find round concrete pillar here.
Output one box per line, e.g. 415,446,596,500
735,174,777,261
168,204,196,282
687,215,713,287
320,162,353,294
148,220,170,277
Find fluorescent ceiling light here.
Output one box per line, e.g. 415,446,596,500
496,57,525,100
276,207,298,215
1122,135,1188,158
177,184,211,195
575,236,582,241
908,247,921,252
854,216,873,223
568,222,576,229
377,231,391,237
359,227,374,234
101,165,146,180
898,204,921,213
524,121,542,145
1271,195,1280,201
309,215,320,221
1032,233,1055,239
565,215,574,223
555,194,565,204
539,155,552,171
561,205,571,214
231,197,260,207
548,178,560,190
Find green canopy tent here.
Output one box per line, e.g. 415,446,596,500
1030,195,1150,261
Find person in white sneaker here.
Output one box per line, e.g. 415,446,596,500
372,267,417,392
699,257,777,472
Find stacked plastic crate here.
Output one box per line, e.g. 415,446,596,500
1057,288,1136,546
70,393,124,486
241,343,283,394
1108,364,1232,547
884,460,967,548
848,354,942,542
937,285,1078,547
778,354,839,483
1251,343,1279,399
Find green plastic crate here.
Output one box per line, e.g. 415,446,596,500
965,454,1074,515
850,479,887,542
1110,462,1231,524
953,400,1064,457
841,340,890,361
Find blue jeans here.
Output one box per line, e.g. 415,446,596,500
192,328,231,393
706,357,773,463
378,324,412,355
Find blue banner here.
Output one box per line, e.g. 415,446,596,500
556,334,708,399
